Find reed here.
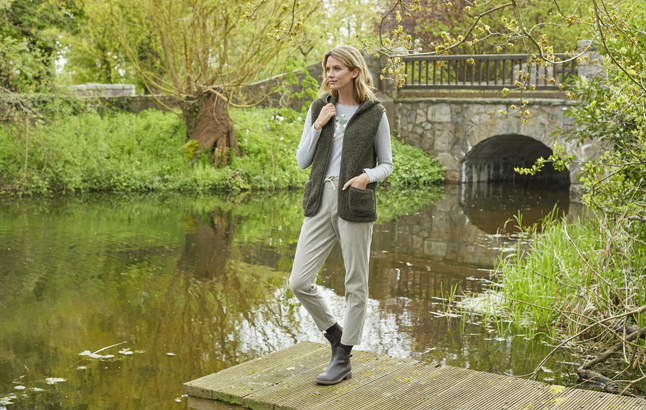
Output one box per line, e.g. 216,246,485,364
496,211,646,391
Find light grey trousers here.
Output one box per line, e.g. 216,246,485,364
289,176,374,346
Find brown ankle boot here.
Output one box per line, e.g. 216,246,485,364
316,345,352,385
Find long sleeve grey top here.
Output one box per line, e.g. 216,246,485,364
296,103,394,183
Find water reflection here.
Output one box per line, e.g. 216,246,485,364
461,181,572,234
0,186,581,409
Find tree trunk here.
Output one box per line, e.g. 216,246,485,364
181,92,240,168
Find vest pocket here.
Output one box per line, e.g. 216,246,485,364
302,180,312,210
348,186,376,217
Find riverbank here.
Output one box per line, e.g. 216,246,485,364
0,107,444,194
463,213,646,394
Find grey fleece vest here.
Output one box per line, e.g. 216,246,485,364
301,95,385,222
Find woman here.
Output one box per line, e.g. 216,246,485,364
289,45,393,385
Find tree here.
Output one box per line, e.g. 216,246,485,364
59,1,165,93
372,0,646,393
373,0,643,221
378,0,587,55
59,7,131,86
99,0,320,167
368,0,594,88
293,0,381,64
0,0,82,91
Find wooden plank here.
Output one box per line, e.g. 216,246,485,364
457,377,549,410
323,361,444,410
553,388,646,409
186,343,646,410
184,342,325,399
411,370,510,410
505,385,572,410
361,366,478,409
214,347,331,406
245,350,414,410
242,364,330,410
307,361,423,410
189,396,245,410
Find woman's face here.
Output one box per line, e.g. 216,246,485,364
325,56,358,93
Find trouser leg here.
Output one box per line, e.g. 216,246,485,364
289,184,338,332
337,218,374,346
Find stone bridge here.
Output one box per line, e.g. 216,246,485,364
392,95,600,196
379,47,605,197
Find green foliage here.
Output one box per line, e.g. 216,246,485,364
382,0,585,53
279,57,320,113
181,139,199,162
0,0,81,91
228,107,309,190
0,36,51,92
566,1,646,220
0,105,445,194
515,1,646,222
514,142,576,176
559,74,646,220
0,108,184,193
57,1,154,89
387,136,445,186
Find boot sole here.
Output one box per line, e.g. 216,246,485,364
316,372,352,385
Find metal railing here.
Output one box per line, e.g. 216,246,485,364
402,54,578,90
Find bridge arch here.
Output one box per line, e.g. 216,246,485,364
461,134,570,185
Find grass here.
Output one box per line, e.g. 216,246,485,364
0,106,445,194
496,213,646,338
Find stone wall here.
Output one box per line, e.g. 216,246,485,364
72,83,135,97
74,52,393,120
96,95,178,113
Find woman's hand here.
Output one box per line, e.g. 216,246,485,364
342,173,370,190
313,103,336,130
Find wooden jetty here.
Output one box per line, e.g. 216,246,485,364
184,341,646,410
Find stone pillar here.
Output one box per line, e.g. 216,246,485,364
577,40,605,81
375,92,395,136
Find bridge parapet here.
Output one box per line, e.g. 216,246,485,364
401,53,577,91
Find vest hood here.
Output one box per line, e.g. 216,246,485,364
323,94,381,116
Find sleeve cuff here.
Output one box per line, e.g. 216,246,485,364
362,168,374,183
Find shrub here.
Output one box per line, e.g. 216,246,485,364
0,106,445,194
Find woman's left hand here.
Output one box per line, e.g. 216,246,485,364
342,173,370,190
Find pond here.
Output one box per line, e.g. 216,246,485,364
0,183,579,409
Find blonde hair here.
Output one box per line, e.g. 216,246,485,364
318,46,375,102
